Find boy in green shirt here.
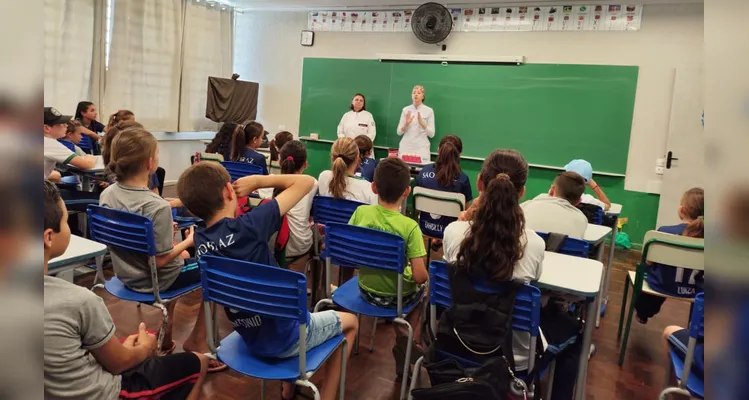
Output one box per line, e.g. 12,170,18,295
348,158,428,376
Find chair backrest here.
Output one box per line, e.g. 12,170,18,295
642,230,705,271
87,205,156,256
78,134,94,152
325,222,406,273
58,139,76,152
311,196,365,226
534,231,590,258
689,292,705,339
413,186,466,218
220,161,264,182
429,261,541,336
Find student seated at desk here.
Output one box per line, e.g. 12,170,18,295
521,171,589,239
62,120,86,156
269,130,293,170
318,137,377,204
74,101,106,140
230,121,269,175
564,159,612,211
43,180,209,400
104,109,135,133
354,134,378,181
414,135,473,242
99,127,222,367
204,122,238,162
635,188,704,323
44,107,98,182
274,140,319,258
442,149,580,400
348,158,428,377
177,162,357,400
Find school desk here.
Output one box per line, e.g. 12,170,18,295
537,251,603,400
63,156,106,192
49,235,107,284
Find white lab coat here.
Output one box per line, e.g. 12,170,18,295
396,103,435,162
337,110,376,141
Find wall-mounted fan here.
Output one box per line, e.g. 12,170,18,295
411,2,452,45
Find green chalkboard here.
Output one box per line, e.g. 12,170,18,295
299,58,638,173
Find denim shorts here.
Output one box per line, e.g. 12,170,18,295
276,310,342,359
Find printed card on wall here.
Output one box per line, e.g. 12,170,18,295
590,5,605,31
573,5,590,31
381,12,392,32
320,11,330,31
360,12,373,32
391,11,404,32
350,12,361,31
531,7,546,31
309,12,322,31
606,5,624,31
545,6,561,31
340,11,352,32
517,6,532,31
560,6,574,31
371,12,383,32
503,7,520,31
489,8,502,31
462,9,479,31
403,10,413,32
623,5,643,31
329,11,341,31
477,8,489,31
450,8,462,31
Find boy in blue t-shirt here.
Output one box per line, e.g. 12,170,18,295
414,135,473,239
354,134,378,182
177,162,357,400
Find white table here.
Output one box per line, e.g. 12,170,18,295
598,203,623,326
49,235,107,283
64,156,106,191
536,251,603,400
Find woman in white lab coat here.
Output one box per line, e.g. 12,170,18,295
337,93,376,141
397,85,435,163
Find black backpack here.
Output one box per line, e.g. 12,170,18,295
412,266,538,400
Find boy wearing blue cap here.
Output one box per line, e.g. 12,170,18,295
564,159,612,211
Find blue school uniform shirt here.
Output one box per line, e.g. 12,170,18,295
414,164,473,238
194,200,309,357
238,148,269,175
78,118,106,134
646,223,704,297
357,157,378,182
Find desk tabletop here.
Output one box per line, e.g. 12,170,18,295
536,251,603,297
49,235,107,271
606,203,622,216
584,224,612,244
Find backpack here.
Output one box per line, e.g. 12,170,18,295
413,266,537,400
576,203,603,225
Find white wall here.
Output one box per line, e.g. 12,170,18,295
234,3,703,193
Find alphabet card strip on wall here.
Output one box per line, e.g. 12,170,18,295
308,4,643,32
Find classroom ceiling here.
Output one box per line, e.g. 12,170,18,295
228,0,702,11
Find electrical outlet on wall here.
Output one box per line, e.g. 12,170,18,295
655,166,665,175
656,158,666,167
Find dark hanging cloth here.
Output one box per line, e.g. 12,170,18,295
205,77,259,125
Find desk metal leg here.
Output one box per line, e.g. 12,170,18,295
576,297,597,400
595,242,606,328
600,222,619,321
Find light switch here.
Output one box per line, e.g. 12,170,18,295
656,158,666,167
655,166,665,175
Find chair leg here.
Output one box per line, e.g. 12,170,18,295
408,355,425,400
369,318,377,352
353,314,361,356
426,238,432,266
394,318,414,400
153,303,168,352
545,360,556,400
298,380,321,400
617,276,630,340
618,284,640,366
339,339,348,400
260,379,265,400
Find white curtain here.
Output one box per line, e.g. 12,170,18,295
103,0,183,131
43,0,96,114
179,1,234,131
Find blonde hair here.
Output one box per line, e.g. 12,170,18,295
107,127,157,181
328,137,360,199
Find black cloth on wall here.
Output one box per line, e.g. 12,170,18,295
206,77,259,125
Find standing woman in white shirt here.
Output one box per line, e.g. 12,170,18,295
397,85,435,163
337,93,376,142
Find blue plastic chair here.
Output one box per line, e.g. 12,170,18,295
57,139,76,152
315,222,416,400
221,161,264,182
78,134,95,154
534,231,590,258
87,205,201,351
659,293,704,399
171,208,202,230
200,255,348,400
408,260,542,399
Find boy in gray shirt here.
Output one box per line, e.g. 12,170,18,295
43,180,208,399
